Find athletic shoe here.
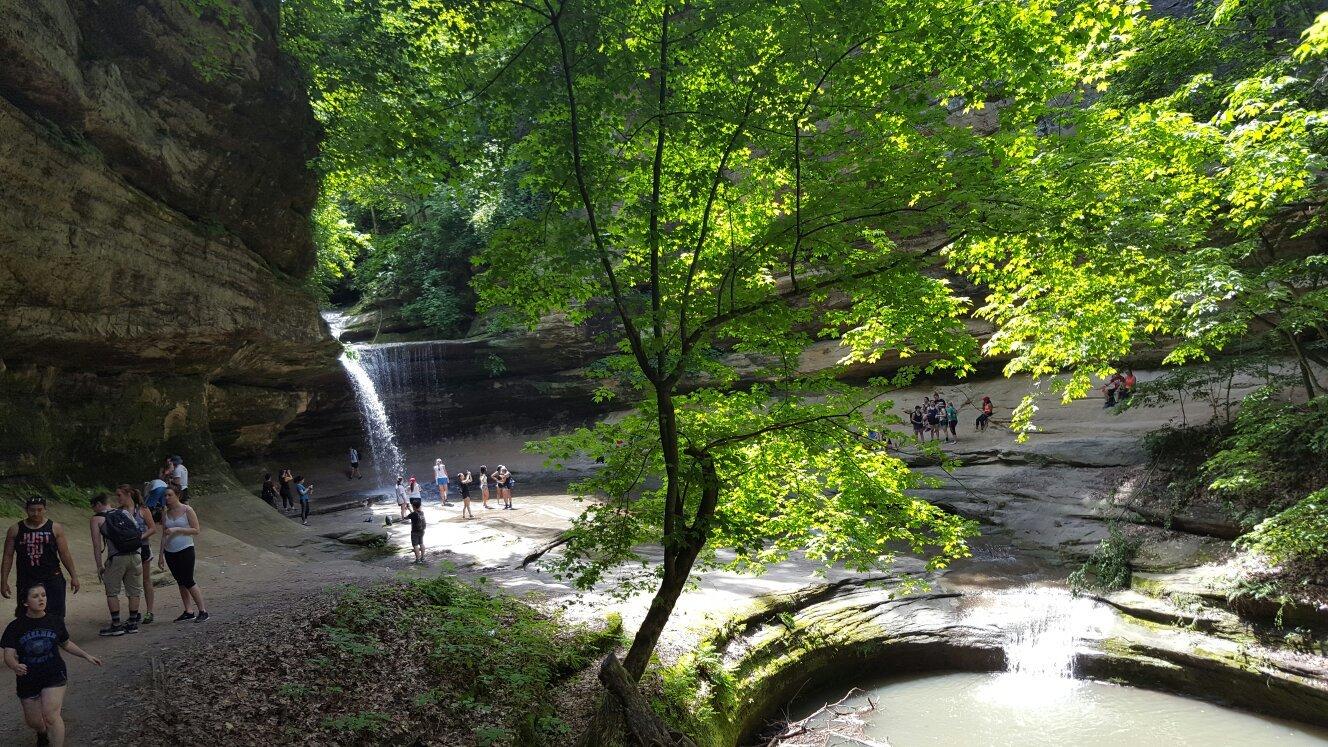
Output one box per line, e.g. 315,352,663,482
142,612,154,624
301,520,309,525
195,611,211,623
174,612,196,622
123,621,139,634
99,623,125,637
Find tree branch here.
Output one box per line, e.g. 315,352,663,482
546,0,657,381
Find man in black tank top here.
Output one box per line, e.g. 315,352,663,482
1,496,81,617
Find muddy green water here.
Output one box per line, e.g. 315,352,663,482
789,672,1328,746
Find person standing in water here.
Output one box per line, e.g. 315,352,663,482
433,460,449,505
458,471,474,519
158,487,208,623
347,447,361,480
407,499,426,564
1,497,80,619
3,582,102,747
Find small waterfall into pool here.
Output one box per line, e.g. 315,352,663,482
965,586,1113,701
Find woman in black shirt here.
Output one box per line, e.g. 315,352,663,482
2,583,101,745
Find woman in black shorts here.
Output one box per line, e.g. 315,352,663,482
2,583,102,746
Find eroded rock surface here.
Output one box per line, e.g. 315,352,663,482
0,0,337,480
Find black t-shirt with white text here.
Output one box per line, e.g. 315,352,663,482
1,613,68,684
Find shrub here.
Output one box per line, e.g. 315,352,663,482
1069,523,1143,593
1238,488,1328,565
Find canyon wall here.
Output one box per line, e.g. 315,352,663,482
0,0,342,483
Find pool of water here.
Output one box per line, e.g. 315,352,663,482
784,672,1328,746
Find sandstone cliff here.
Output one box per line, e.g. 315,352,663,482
0,0,339,483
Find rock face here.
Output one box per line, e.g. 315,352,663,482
0,0,337,482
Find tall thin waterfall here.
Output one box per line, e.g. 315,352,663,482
324,313,405,486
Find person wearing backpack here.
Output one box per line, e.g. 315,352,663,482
88,493,144,637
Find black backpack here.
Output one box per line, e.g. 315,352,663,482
101,509,142,555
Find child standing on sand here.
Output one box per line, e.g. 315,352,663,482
407,499,425,564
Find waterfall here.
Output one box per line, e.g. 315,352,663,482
965,587,1114,703
323,313,406,487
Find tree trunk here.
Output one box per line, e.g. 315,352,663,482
599,653,697,747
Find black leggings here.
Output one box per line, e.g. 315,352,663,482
300,500,310,521
164,546,197,590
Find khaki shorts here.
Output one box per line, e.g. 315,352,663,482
103,552,143,598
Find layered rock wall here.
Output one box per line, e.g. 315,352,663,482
0,0,340,482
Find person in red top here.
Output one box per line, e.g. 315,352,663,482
976,396,994,431
1123,368,1137,401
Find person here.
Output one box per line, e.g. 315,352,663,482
144,475,168,521
394,476,409,519
158,487,208,623
1,497,80,619
478,465,492,510
925,402,941,442
259,473,278,508
496,466,514,510
123,486,158,624
406,476,422,506
458,471,474,519
295,476,312,526
433,459,449,505
406,499,425,564
977,396,994,431
347,447,361,480
279,468,295,513
946,401,959,444
909,406,924,440
1123,368,1137,401
3,583,102,747
89,493,143,637
169,455,190,502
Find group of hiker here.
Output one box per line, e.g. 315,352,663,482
393,461,517,564
259,469,315,525
909,393,990,444
0,456,209,746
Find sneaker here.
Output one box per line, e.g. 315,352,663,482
99,623,125,637
123,621,139,634
142,612,154,624
174,612,196,623
301,520,309,525
195,611,211,623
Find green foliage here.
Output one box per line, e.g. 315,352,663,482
1069,523,1143,593
323,576,618,743
1202,391,1328,522
322,711,390,735
949,1,1328,402
651,641,736,741
310,196,370,301
1238,487,1328,564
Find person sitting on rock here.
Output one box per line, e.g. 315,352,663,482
977,396,994,431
